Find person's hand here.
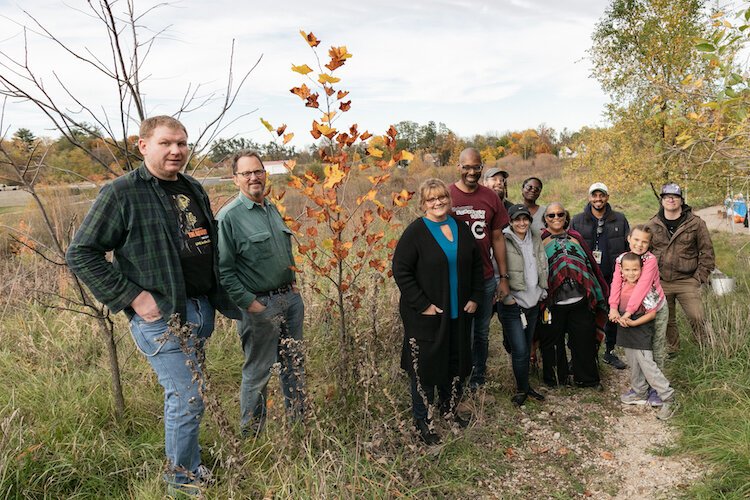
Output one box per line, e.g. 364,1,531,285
421,304,443,315
616,317,630,327
247,300,267,313
609,310,621,322
621,312,632,321
463,300,478,314
131,290,161,322
495,280,510,303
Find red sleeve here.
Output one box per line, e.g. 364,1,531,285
609,255,624,310
625,256,658,315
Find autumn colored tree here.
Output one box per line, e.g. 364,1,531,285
260,31,414,379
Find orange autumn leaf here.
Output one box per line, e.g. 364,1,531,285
325,45,352,71
392,189,414,207
300,30,320,47
291,63,313,75
360,131,372,141
323,163,346,189
321,111,336,123
307,226,318,237
276,124,287,136
283,133,294,145
356,189,377,205
324,85,335,97
310,120,322,139
284,159,296,172
339,100,351,112
291,84,311,100
337,90,349,100
306,93,319,108
600,451,614,460
369,259,386,272
386,238,397,249
367,146,383,158
318,73,341,84
387,125,397,138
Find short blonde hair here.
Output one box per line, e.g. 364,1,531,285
139,115,187,139
418,178,450,208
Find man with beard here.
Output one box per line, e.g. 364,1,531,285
483,167,513,211
449,148,510,390
570,182,630,369
646,183,715,354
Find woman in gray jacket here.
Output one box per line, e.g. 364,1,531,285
500,204,549,406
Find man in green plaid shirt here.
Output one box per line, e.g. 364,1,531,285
66,115,239,494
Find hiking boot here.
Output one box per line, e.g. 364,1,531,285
657,400,678,420
414,418,440,445
194,464,214,485
526,387,545,401
511,392,527,407
620,389,648,405
604,350,627,370
647,388,663,407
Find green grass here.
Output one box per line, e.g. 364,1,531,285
666,232,750,498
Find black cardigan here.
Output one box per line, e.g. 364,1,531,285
392,216,484,385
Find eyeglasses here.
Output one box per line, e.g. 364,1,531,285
524,185,541,193
460,164,483,173
545,212,566,219
235,169,266,179
425,195,449,205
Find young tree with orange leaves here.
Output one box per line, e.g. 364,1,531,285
260,31,414,378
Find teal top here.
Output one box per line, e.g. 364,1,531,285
423,216,459,319
217,193,295,309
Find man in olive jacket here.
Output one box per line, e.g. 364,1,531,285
646,183,715,353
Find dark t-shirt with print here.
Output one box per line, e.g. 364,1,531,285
449,183,509,279
158,176,214,297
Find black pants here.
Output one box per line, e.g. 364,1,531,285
541,300,600,387
604,319,618,353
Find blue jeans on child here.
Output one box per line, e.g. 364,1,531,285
499,302,539,393
129,296,215,486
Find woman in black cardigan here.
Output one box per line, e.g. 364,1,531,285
393,178,484,445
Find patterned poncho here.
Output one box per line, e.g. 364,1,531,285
541,228,609,342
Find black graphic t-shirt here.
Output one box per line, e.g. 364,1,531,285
158,176,214,297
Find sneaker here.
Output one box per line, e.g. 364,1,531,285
604,351,627,370
647,388,663,407
657,400,678,420
194,464,214,485
414,418,440,445
620,389,648,405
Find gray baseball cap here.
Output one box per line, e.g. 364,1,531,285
484,167,509,180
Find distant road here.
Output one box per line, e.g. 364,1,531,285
0,177,232,209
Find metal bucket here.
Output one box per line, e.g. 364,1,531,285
711,276,736,296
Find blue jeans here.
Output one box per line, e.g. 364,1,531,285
499,302,539,393
469,277,499,387
129,296,215,485
239,290,305,432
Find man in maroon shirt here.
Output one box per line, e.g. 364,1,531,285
450,148,511,390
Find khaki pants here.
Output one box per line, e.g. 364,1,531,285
661,277,706,352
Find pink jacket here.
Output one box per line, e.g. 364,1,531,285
609,251,665,314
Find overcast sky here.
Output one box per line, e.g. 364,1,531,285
0,0,612,146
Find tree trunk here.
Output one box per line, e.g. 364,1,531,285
97,316,125,421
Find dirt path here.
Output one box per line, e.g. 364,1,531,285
695,205,749,235
482,365,706,498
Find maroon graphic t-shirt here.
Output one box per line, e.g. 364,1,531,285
449,183,509,279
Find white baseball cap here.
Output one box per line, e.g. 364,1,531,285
588,182,609,195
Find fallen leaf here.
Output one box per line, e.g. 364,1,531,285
600,451,614,460
557,447,569,455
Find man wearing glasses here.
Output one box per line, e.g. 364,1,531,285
449,148,511,391
217,150,306,437
647,183,714,355
570,182,630,370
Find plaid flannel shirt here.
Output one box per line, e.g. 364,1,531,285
66,164,240,321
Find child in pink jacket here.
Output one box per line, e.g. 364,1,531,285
609,225,668,406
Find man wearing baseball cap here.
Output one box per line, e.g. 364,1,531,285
570,182,630,369
483,167,513,211
647,183,715,354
